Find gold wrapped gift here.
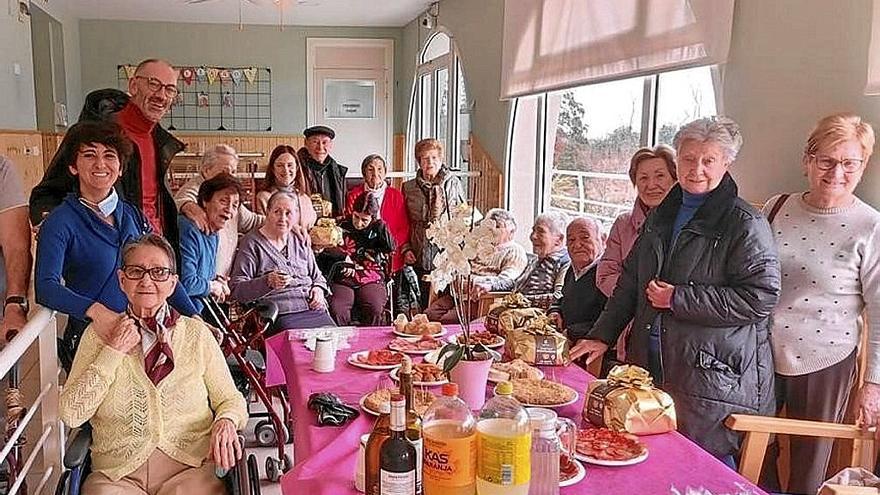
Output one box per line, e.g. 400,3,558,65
504,316,570,366
309,218,343,248
485,293,544,336
583,364,677,435
310,194,334,218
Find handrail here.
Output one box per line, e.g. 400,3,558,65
0,305,62,494
0,308,54,379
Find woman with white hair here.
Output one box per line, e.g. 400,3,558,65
174,144,262,276
510,210,571,310
572,116,781,463
760,113,880,494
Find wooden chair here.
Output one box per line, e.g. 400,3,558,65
477,291,510,317
725,414,877,493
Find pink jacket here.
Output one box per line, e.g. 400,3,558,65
596,199,649,361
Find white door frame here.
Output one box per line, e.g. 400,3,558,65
306,37,394,169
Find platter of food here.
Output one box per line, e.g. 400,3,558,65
487,359,544,382
559,456,586,487
347,350,405,370
449,331,505,349
574,427,649,466
360,387,437,416
392,313,446,338
388,335,444,354
389,362,448,387
509,378,578,408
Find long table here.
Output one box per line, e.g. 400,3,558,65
266,326,768,495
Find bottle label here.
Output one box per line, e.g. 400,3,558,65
409,437,423,495
423,433,476,487
477,431,531,486
380,469,416,495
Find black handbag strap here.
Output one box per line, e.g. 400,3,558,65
766,193,791,225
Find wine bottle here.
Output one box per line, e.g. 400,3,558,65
380,394,418,495
365,401,392,495
399,356,424,495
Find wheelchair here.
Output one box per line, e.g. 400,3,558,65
55,425,262,495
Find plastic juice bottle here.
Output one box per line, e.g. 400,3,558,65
422,382,477,495
476,381,531,495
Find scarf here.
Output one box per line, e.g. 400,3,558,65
415,166,449,223
128,304,179,385
364,180,387,218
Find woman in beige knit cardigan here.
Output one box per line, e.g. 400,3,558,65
60,234,247,494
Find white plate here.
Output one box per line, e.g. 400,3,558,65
517,390,579,409
388,367,448,387
392,326,447,338
559,458,586,487
487,367,545,383
388,340,445,355
575,449,648,467
359,395,382,416
347,351,404,371
447,333,505,349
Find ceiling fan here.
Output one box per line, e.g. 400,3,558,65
183,0,288,30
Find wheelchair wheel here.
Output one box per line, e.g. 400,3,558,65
265,456,283,482
282,453,292,472
254,420,277,447
247,454,261,495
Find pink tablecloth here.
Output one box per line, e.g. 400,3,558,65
267,326,768,495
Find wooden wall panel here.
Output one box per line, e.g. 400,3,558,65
0,130,47,194
469,134,504,214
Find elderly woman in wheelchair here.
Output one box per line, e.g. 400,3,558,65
59,234,248,495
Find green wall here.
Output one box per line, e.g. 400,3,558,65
78,19,408,134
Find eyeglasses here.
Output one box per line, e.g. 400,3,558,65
121,265,174,282
810,154,864,173
134,76,179,99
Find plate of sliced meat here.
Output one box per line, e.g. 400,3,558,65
575,427,648,466
347,350,405,370
388,335,444,354
559,455,585,487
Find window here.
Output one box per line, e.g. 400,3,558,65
409,31,471,171
541,66,717,223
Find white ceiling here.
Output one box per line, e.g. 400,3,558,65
66,0,431,27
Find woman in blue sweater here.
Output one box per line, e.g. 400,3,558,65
178,173,241,313
34,121,197,370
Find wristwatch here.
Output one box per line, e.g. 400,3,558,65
4,296,29,315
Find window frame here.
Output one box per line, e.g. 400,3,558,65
533,66,720,221
408,29,469,172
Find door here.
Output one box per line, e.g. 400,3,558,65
313,68,388,169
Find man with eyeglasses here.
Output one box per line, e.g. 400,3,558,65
30,58,185,246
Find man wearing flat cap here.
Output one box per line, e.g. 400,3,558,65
297,125,348,217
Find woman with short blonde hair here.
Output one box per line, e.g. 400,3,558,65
761,113,880,494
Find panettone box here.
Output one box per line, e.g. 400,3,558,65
485,292,544,336
504,315,570,366
584,364,677,435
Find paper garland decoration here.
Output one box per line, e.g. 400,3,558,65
181,68,194,85
222,91,235,108
123,65,136,80
219,69,231,83
206,68,219,84
196,67,207,83
243,67,257,84
231,69,242,85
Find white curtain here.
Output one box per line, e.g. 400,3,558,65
501,0,736,99
866,0,880,94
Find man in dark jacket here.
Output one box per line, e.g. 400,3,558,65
572,117,781,460
297,125,348,217
30,59,184,246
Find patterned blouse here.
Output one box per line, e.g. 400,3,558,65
512,249,571,310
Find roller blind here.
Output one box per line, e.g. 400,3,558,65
501,0,736,99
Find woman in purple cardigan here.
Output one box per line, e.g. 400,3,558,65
229,191,335,333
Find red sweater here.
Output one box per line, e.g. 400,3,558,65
346,184,410,273
117,102,162,234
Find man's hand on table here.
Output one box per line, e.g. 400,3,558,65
569,339,608,365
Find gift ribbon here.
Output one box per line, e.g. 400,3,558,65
606,364,654,390
501,292,532,308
